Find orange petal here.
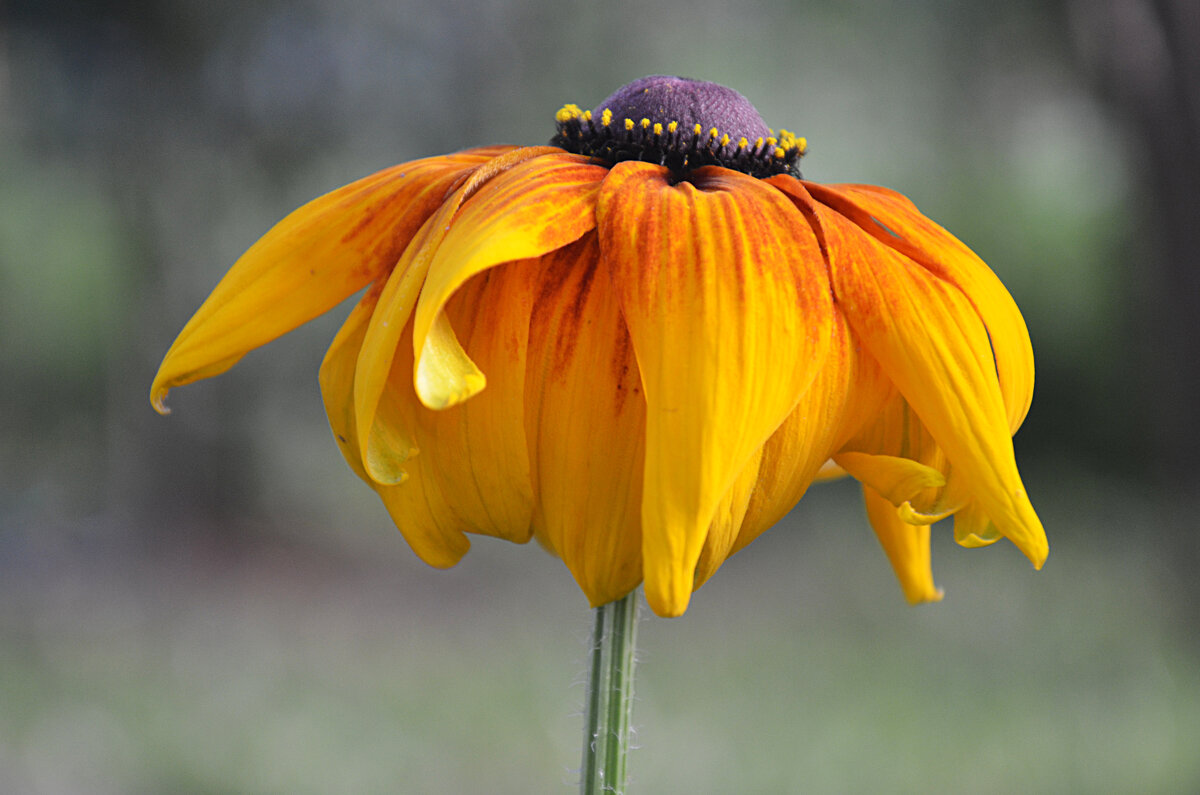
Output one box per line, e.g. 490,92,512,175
693,448,762,589
416,259,537,542
817,204,1047,569
317,282,470,567
834,452,946,505
351,147,563,483
358,261,537,553
412,153,608,410
320,284,380,485
733,309,888,554
808,183,1034,432
151,148,507,413
524,235,646,606
862,485,944,604
836,392,972,523
598,162,835,617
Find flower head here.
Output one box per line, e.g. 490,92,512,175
152,76,1046,617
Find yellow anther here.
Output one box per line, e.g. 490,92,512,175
708,127,719,139
582,110,592,122
795,137,808,154
555,104,582,123
773,147,785,159
765,136,777,147
624,118,635,131
738,137,749,149
754,137,764,149
693,123,703,136
653,122,663,136
667,121,678,134
600,109,613,127
719,133,731,147
640,117,651,129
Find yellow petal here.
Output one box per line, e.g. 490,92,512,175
524,235,646,606
733,309,887,554
412,153,608,410
317,283,470,567
817,204,1047,569
693,448,762,589
862,485,944,604
356,262,537,552
809,183,1034,432
319,284,380,484
952,500,1004,548
352,146,562,483
418,259,537,542
150,148,506,413
597,162,835,617
834,452,946,505
837,391,972,523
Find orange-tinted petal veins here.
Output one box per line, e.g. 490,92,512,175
150,148,509,412
817,204,1047,568
525,235,646,606
412,153,608,410
808,183,1034,432
318,282,471,566
598,162,835,617
352,147,564,483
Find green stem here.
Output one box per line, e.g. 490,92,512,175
580,589,639,795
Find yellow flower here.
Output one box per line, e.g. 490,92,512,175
151,76,1046,617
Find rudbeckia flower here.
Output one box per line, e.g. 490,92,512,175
151,75,1047,617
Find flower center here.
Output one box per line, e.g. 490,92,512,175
551,75,806,178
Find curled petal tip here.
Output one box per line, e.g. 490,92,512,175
150,385,171,415
415,369,487,411
414,315,488,410
364,442,418,486
366,465,411,487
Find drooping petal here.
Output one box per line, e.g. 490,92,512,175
351,146,564,483
727,180,893,556
835,392,972,524
151,148,510,412
597,162,835,617
416,259,537,542
862,485,944,604
352,199,458,485
345,261,537,552
317,283,470,567
412,153,609,410
524,235,646,606
835,452,946,504
692,448,762,589
732,307,889,555
816,204,1048,569
320,284,379,485
952,500,1004,548
808,183,1035,432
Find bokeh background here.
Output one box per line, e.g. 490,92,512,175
4,0,1199,792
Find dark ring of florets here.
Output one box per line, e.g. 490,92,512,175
550,105,805,179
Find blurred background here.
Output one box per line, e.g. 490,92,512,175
3,0,1199,791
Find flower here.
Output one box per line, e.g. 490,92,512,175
151,76,1047,617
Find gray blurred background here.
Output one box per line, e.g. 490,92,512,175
3,0,1199,792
